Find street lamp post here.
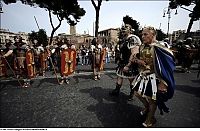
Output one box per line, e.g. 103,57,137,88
163,7,177,37
167,9,171,37
0,1,3,44
0,1,3,22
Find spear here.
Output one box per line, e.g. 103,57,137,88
34,16,40,30
48,56,60,84
2,56,23,87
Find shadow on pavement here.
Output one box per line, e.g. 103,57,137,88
175,85,200,98
71,75,93,84
80,87,145,127
191,79,200,84
0,80,24,90
32,78,60,88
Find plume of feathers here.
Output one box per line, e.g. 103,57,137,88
123,15,139,31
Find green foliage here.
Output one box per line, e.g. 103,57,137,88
169,0,200,38
28,31,38,42
28,29,48,46
176,0,192,6
169,0,199,20
37,29,48,46
169,0,193,9
3,0,86,25
192,2,200,20
156,29,167,41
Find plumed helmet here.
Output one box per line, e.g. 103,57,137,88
122,15,138,32
186,37,192,43
186,37,192,40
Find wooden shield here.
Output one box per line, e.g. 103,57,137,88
61,48,76,76
0,57,7,77
26,49,35,78
99,48,106,71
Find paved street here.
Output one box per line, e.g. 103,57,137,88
0,62,200,128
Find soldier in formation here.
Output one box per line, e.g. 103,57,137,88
1,35,77,87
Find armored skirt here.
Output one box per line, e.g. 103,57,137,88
116,62,139,78
132,73,159,100
116,34,141,79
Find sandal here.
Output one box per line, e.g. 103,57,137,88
94,76,98,81
142,118,157,127
65,79,69,84
140,108,149,116
59,80,64,85
22,83,30,88
97,75,101,80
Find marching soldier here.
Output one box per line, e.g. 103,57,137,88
132,26,175,127
109,16,141,101
91,37,106,81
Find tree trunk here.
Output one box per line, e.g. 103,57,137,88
48,10,62,45
49,22,62,45
185,16,194,39
91,0,102,38
95,8,100,37
49,29,57,46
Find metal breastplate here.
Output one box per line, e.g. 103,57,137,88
95,48,101,54
140,46,154,72
16,48,26,57
55,47,62,56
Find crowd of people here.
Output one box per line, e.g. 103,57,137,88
76,43,114,66
1,15,200,127
170,37,200,73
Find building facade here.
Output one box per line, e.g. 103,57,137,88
0,27,121,49
98,28,119,48
0,29,29,44
170,30,186,42
170,29,200,44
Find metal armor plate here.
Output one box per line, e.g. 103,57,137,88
0,56,7,77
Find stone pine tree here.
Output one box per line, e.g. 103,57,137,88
3,0,86,45
169,0,200,38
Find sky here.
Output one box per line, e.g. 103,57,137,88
1,0,199,37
